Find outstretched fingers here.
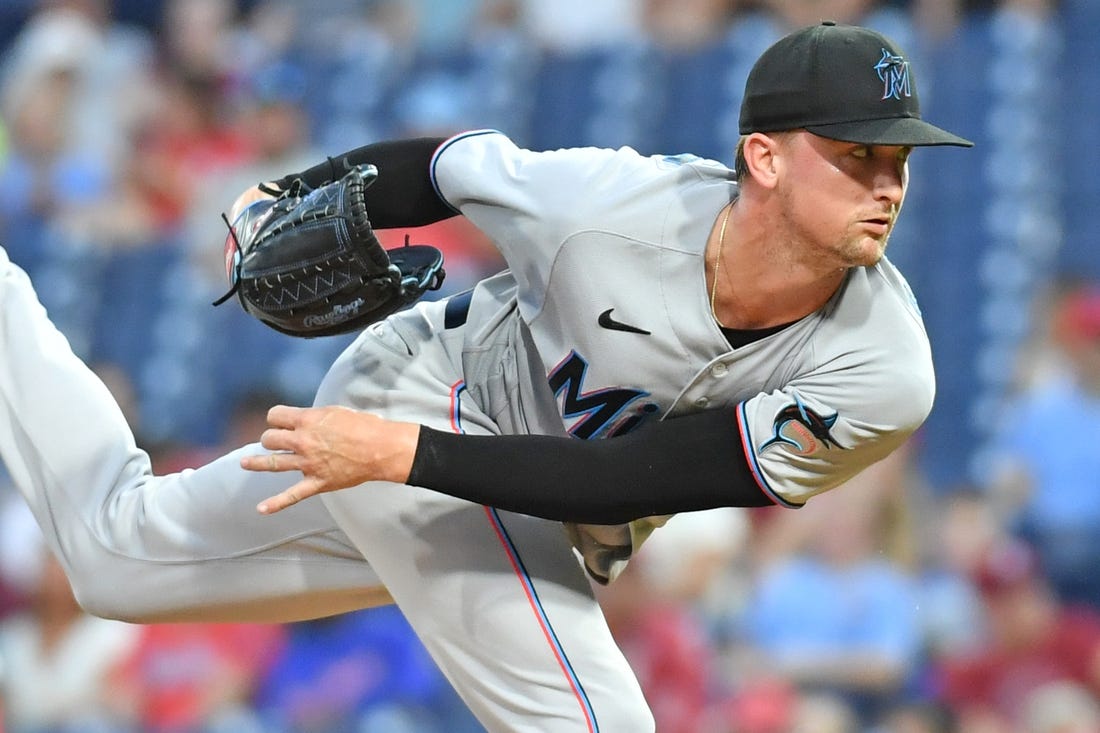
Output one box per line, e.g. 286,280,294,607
240,403,421,515
240,448,311,514
256,477,325,515
239,404,311,513
240,447,298,473
266,404,306,429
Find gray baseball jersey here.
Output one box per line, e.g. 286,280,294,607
0,129,932,732
430,130,932,578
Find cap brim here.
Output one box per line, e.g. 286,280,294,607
805,116,974,147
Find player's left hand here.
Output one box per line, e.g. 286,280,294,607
241,405,420,514
228,183,277,221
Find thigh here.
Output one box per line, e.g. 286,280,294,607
0,254,385,623
315,322,655,733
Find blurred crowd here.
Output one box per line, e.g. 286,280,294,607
0,1,1098,732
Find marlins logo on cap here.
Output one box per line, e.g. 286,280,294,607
874,49,911,101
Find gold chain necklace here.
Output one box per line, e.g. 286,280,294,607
710,203,732,327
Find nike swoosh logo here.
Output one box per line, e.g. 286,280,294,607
598,309,651,335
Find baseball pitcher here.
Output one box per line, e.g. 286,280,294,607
0,23,971,732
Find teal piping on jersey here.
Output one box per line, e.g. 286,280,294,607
448,379,600,731
483,507,600,731
448,380,466,433
736,401,801,509
428,129,505,214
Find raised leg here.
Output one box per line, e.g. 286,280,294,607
0,249,385,623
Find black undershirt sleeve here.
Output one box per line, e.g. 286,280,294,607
407,407,781,524
278,137,456,229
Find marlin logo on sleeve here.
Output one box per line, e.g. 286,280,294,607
874,49,911,100
760,396,844,455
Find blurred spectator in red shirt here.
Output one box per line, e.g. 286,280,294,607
938,538,1100,731
596,553,716,733
184,59,324,287
589,509,748,733
126,69,253,236
110,621,284,733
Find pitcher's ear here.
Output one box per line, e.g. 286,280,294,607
741,132,783,189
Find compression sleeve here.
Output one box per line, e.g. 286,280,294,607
407,407,782,524
280,137,455,229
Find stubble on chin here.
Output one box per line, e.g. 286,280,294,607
831,239,881,269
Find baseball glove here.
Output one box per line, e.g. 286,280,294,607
214,164,445,337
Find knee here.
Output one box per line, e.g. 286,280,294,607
61,554,161,623
69,574,149,623
24,547,152,623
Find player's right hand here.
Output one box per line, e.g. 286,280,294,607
241,405,421,514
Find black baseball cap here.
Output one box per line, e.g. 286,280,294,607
739,21,973,147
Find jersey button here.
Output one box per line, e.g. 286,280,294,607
694,396,710,408
711,363,728,378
